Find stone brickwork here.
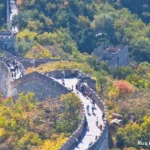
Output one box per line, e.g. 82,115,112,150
0,61,11,98
10,72,70,100
93,44,130,68
47,69,96,91
47,69,108,150
0,32,15,53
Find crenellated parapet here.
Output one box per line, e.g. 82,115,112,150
46,69,108,150
78,84,108,150
0,32,15,52
46,69,96,91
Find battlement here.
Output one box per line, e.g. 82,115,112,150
46,69,108,150
0,31,15,52
78,84,108,150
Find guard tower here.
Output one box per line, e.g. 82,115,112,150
0,31,15,53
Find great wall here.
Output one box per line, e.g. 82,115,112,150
0,1,109,149
0,57,108,150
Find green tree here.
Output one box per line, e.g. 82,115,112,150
56,93,81,133
116,123,141,148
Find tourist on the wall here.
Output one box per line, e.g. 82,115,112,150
92,104,95,114
88,141,93,148
102,112,105,120
86,105,90,114
62,78,65,85
75,137,79,147
96,117,99,127
99,124,102,131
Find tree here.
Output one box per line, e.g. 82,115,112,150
114,80,135,98
116,117,150,149
11,15,18,28
116,123,141,148
41,133,67,150
91,13,114,35
17,132,42,150
112,67,134,79
0,0,6,28
56,93,81,133
96,71,108,94
25,44,52,59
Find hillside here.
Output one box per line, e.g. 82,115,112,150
0,0,7,28
1,1,150,150
13,0,150,62
120,0,150,23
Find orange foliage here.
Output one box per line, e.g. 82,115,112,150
114,80,135,95
16,0,22,5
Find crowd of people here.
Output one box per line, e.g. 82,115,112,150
6,59,24,80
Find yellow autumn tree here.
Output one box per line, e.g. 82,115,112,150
41,134,67,150
16,29,37,41
0,128,9,142
107,84,119,100
26,61,93,75
25,44,52,59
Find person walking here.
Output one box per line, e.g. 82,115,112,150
92,104,95,113
75,84,78,90
92,99,95,105
85,119,89,131
89,93,92,98
86,105,90,114
102,112,105,120
62,78,65,85
12,72,14,79
99,124,102,131
95,135,98,140
88,141,93,148
75,137,78,147
85,90,88,97
13,72,16,79
96,117,98,127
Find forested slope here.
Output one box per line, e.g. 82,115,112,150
120,0,150,23
0,0,6,28
13,0,150,63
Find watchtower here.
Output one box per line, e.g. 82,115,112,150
0,31,15,53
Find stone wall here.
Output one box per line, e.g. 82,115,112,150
78,83,108,150
13,58,75,69
0,32,15,52
10,72,70,100
92,44,108,58
47,69,96,91
0,61,11,98
19,58,62,69
47,69,108,150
